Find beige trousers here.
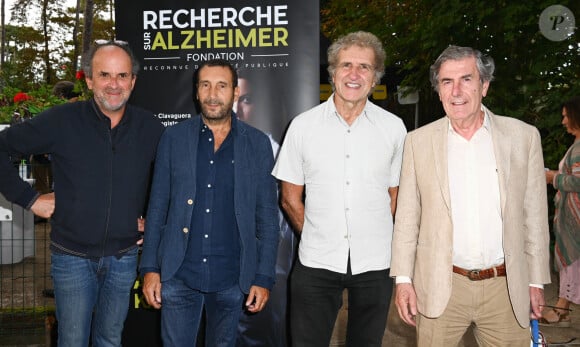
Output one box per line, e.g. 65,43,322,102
416,273,530,347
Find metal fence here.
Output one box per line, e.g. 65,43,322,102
0,162,55,346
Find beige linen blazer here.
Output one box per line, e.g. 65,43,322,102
391,107,551,328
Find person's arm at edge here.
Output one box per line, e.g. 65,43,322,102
525,127,551,319
247,138,279,312
391,132,420,326
279,181,305,234
0,118,50,212
140,128,171,310
388,186,398,217
552,141,580,192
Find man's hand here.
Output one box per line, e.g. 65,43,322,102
30,192,55,218
136,217,145,245
395,283,418,326
529,286,545,319
143,272,162,309
245,285,270,313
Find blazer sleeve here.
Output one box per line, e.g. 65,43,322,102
523,128,551,284
139,129,172,275
391,133,421,278
252,136,279,289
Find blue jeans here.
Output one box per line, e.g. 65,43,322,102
290,259,392,347
161,278,244,347
50,248,138,347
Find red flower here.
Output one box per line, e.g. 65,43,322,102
75,70,85,80
13,92,31,103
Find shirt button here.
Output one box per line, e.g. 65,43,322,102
346,154,350,158
207,184,212,188
210,160,214,164
187,199,193,205
206,208,211,213
346,181,350,185
204,234,209,238
183,227,189,233
203,258,207,262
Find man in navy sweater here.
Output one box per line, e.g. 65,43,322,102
0,41,164,346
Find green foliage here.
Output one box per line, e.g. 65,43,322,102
321,0,580,168
0,85,68,123
1,0,115,91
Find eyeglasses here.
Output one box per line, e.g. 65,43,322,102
94,39,129,46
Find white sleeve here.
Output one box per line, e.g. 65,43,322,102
272,120,305,185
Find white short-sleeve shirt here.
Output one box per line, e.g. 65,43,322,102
272,95,407,274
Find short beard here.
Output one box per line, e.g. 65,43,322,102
201,98,233,122
94,94,127,113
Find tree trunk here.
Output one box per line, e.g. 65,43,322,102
41,0,51,84
1,0,5,66
81,0,93,66
72,0,81,72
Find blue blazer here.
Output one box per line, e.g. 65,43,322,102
140,115,279,292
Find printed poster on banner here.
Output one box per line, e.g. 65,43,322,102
115,0,320,144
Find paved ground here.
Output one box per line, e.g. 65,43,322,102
331,270,580,346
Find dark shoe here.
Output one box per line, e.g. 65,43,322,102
42,289,55,298
538,308,571,327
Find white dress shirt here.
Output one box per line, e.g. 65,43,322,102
448,112,504,269
272,95,407,274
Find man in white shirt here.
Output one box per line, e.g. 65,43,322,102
391,45,551,346
272,31,406,346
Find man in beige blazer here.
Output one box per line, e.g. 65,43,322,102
391,45,551,346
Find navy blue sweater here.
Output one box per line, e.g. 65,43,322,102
0,99,164,258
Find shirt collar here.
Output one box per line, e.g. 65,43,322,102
447,104,491,135
327,93,371,125
481,105,491,132
200,113,237,134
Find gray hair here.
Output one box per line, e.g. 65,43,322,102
327,31,386,87
429,45,495,92
82,41,140,78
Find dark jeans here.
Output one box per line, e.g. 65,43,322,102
290,259,392,347
160,278,244,347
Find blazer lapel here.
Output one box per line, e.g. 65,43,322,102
187,117,201,188
432,118,452,213
233,120,247,206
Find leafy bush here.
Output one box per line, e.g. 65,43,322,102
0,85,67,124
0,71,90,124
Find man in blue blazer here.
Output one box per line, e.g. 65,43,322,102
140,59,279,347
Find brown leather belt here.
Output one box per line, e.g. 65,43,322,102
452,263,506,281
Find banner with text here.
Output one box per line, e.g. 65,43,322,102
115,0,319,144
